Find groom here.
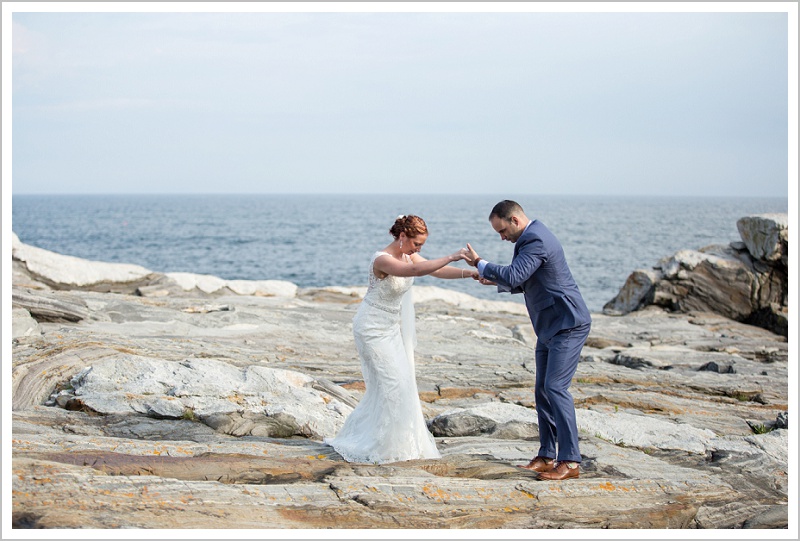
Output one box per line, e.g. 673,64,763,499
465,200,591,481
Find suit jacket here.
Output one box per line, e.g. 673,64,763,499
482,220,591,343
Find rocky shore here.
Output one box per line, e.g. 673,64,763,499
8,215,792,532
604,214,789,337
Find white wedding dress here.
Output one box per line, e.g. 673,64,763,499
325,251,441,464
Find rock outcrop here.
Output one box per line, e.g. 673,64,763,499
603,214,788,336
11,232,297,299
9,231,791,531
53,356,354,440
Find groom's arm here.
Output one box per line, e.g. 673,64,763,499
476,240,546,291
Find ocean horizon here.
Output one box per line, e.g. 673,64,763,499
11,193,789,312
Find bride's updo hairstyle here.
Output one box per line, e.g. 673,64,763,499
390,215,428,240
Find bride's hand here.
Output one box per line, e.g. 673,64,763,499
463,268,479,280
451,247,469,261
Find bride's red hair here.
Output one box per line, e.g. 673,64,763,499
390,215,428,239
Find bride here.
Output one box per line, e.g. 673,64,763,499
326,215,478,464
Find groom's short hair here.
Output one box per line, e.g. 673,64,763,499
490,200,525,221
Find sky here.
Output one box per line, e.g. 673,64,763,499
3,2,797,197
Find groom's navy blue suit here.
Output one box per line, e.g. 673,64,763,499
480,219,591,463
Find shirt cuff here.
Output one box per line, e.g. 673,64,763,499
477,259,488,276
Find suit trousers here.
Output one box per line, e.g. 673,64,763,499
534,322,590,463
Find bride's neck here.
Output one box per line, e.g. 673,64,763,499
385,243,405,259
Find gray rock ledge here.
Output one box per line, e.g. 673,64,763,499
10,233,790,531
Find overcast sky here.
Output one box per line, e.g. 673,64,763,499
5,3,795,197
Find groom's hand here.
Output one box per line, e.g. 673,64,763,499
465,243,481,267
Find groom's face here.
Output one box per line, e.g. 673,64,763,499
490,216,524,243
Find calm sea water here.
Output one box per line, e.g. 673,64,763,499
11,194,789,312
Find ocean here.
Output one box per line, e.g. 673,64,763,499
11,194,789,312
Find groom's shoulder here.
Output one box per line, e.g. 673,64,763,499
528,219,560,240
521,219,547,240
517,221,555,250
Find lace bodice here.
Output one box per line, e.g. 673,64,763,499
362,251,413,313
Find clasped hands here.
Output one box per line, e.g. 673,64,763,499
459,243,496,285
463,243,480,267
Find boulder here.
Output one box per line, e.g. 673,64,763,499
603,214,789,336
602,269,659,315
736,214,788,264
430,402,538,439
652,245,757,320
56,356,355,440
12,232,156,292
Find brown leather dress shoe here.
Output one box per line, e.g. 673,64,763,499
517,456,556,473
536,461,580,481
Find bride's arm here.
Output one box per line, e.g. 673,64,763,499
374,250,466,278
409,253,479,280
